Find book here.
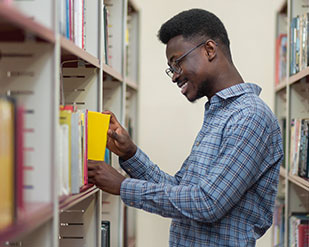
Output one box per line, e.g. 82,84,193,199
70,111,81,194
298,224,309,247
0,97,15,229
275,33,287,85
59,124,70,196
81,109,88,185
87,111,110,161
15,105,25,213
289,213,309,247
59,107,73,194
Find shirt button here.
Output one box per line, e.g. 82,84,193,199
128,168,131,172
130,202,134,206
196,141,200,146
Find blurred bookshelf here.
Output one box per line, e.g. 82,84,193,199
273,0,309,246
0,0,139,246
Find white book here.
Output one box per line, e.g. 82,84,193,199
59,124,70,196
71,112,79,194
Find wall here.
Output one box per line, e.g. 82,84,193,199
133,1,285,246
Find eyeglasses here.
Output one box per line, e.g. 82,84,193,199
165,41,206,79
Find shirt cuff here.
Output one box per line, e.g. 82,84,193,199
119,147,149,178
120,178,144,209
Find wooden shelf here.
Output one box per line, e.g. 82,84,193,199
0,3,54,42
288,173,309,191
279,166,287,178
289,67,309,86
126,78,138,91
275,79,287,92
0,186,99,245
61,36,100,68
0,202,53,245
103,63,123,82
59,186,99,212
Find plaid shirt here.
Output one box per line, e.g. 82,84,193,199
119,83,283,247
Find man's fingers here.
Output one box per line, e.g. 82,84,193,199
107,129,120,141
88,170,95,177
87,160,98,170
103,110,120,125
88,178,95,184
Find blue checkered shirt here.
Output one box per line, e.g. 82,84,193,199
119,83,284,247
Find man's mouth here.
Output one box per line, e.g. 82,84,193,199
178,80,189,94
177,79,188,88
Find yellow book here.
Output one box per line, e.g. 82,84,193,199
0,98,15,229
88,112,110,161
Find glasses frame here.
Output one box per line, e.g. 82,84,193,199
165,40,206,78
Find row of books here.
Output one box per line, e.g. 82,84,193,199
59,0,85,49
289,213,309,247
273,202,309,247
0,97,24,230
0,99,111,231
59,106,110,196
290,118,309,179
290,13,309,76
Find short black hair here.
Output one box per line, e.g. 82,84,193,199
158,9,231,59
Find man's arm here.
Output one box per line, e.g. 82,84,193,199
120,113,283,223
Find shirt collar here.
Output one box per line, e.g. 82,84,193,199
216,83,261,100
205,83,262,110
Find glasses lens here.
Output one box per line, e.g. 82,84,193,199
166,68,174,78
165,63,182,78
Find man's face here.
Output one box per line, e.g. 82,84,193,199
165,35,211,102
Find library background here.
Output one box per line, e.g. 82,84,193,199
0,0,308,247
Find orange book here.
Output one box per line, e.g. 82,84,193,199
87,112,110,161
0,97,15,229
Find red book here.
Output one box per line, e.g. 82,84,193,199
83,109,88,185
16,105,25,214
298,224,309,247
275,34,287,85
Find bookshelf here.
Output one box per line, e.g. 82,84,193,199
0,0,139,246
274,0,309,246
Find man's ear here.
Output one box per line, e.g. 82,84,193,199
205,40,217,61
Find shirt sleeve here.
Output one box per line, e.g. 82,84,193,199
119,147,181,185
120,111,283,223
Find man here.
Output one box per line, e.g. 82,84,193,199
88,9,283,246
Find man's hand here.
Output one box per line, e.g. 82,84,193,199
88,160,126,195
103,110,137,160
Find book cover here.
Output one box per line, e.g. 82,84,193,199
15,105,25,213
81,109,88,185
59,124,70,196
70,111,80,194
298,224,309,247
87,112,110,161
0,97,15,229
59,108,72,193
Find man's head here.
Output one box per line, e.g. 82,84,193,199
158,9,231,60
158,9,233,101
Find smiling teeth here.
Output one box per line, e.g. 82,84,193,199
181,82,188,89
